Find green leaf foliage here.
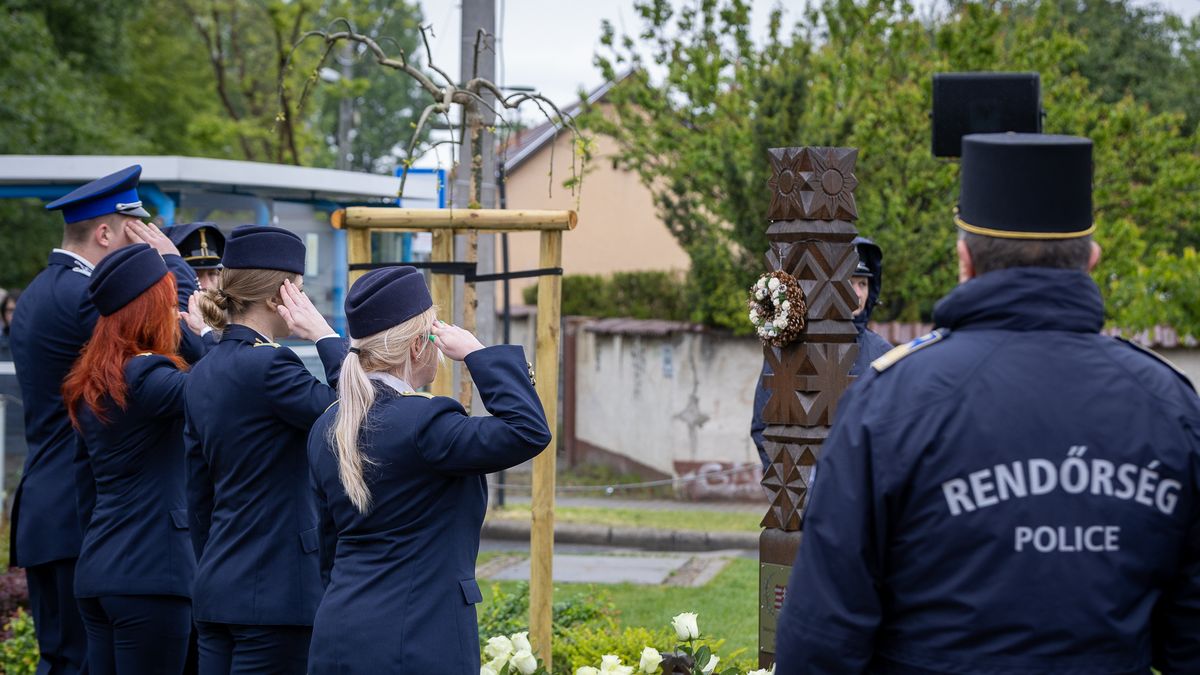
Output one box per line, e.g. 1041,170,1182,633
522,272,691,322
590,0,1200,334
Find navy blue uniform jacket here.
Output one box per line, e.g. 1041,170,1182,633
9,251,201,568
306,345,551,674
185,324,347,625
74,354,193,598
775,268,1200,674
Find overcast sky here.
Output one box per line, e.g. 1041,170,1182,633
415,0,1199,116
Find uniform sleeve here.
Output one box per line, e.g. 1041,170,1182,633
73,434,96,535
264,347,338,430
131,357,188,418
315,336,349,387
415,345,552,476
774,383,885,673
164,255,199,309
751,359,770,467
186,419,214,560
1152,424,1200,671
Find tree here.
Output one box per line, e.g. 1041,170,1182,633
591,0,1200,334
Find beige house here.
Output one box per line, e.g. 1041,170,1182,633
495,76,689,303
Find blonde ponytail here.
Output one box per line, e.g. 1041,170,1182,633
329,307,438,513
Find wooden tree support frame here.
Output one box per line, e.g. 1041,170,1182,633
333,206,576,670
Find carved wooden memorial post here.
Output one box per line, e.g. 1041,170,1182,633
757,147,860,667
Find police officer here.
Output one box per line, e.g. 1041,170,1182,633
10,165,201,674
184,225,347,675
306,267,550,674
774,134,1200,673
163,222,225,291
751,237,892,469
63,244,195,674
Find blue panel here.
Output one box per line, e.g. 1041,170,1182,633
332,228,347,336
139,184,177,225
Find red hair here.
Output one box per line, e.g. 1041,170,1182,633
64,273,188,428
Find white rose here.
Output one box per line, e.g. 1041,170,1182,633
755,287,767,300
597,654,634,675
484,636,514,661
749,312,761,325
773,316,787,329
756,277,768,289
575,668,600,675
487,655,510,674
767,277,780,291
481,665,499,675
638,646,663,673
701,654,719,674
671,612,700,640
511,649,538,675
511,632,532,654
781,300,790,312
746,668,774,675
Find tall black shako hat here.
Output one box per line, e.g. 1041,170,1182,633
220,225,305,274
164,222,225,270
45,165,152,224
345,267,432,339
956,133,1093,239
89,244,169,316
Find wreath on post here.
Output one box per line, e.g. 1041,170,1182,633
748,270,807,347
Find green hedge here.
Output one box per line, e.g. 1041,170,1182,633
522,271,689,322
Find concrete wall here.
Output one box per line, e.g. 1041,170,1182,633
572,327,761,477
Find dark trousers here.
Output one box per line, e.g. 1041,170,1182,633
76,595,191,675
26,559,89,675
195,622,311,675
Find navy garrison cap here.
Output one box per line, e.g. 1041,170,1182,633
45,165,151,224
220,225,305,274
345,267,433,339
89,244,169,316
956,133,1094,239
164,222,225,269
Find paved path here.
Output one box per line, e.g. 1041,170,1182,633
477,543,745,586
499,494,766,514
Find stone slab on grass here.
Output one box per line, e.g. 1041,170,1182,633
484,553,692,585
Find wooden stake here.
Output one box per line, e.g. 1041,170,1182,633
459,230,478,412
530,229,562,669
346,227,372,288
430,230,456,398
335,207,577,232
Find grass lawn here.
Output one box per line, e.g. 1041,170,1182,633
477,555,759,660
488,504,761,534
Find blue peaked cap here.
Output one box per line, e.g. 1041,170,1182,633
220,225,306,274
45,165,151,224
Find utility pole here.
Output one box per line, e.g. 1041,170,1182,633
455,0,498,347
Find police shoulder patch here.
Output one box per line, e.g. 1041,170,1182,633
871,329,948,373
1116,337,1195,393
401,391,434,399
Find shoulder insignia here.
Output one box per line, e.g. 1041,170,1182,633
1116,337,1195,393
401,391,435,399
136,352,154,357
70,265,92,278
253,340,281,348
871,329,948,373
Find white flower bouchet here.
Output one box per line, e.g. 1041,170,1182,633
481,664,499,675
575,668,600,675
638,646,663,673
701,654,719,674
746,667,775,675
510,649,538,675
511,632,532,654
670,612,700,640
484,636,514,662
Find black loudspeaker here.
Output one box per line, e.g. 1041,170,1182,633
932,72,1043,157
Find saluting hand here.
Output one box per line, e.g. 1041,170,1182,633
126,220,181,257
276,278,335,342
180,291,208,336
431,320,484,361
